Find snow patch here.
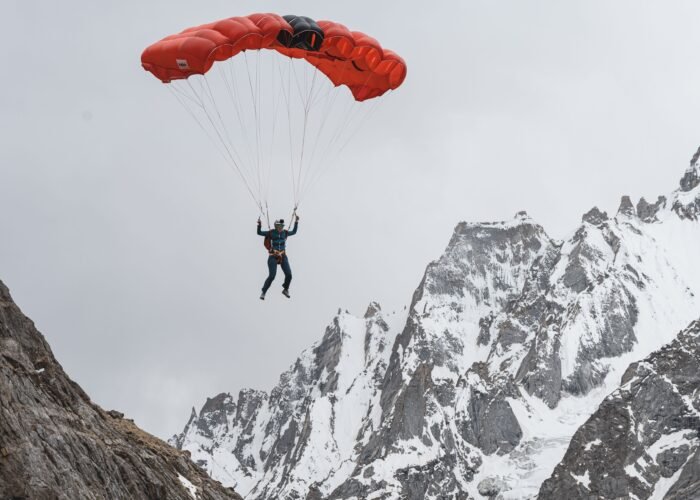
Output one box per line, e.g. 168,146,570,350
571,470,591,489
177,473,198,499
584,439,601,451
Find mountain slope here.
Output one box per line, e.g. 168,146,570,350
0,280,242,500
539,319,700,500
173,304,402,498
174,151,700,499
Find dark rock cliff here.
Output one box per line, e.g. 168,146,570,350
0,280,242,500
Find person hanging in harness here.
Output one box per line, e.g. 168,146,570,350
257,215,299,300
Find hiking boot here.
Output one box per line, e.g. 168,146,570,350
282,289,291,298
260,291,266,300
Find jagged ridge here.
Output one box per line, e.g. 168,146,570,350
173,150,700,499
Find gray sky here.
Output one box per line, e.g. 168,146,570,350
2,1,700,439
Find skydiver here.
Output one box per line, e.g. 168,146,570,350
257,215,299,300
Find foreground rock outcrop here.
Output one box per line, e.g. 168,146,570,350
0,280,242,500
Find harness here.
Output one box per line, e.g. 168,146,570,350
265,229,288,263
270,249,286,264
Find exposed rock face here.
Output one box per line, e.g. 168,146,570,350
0,280,242,500
673,149,700,219
174,150,700,499
636,195,666,222
582,207,608,225
681,147,700,192
617,195,636,216
539,320,700,500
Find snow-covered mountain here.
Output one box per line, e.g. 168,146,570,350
172,150,700,499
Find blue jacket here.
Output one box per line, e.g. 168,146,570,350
257,222,298,252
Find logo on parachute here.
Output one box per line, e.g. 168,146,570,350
176,59,189,70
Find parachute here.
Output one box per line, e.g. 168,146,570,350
141,13,406,223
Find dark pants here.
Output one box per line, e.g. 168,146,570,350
262,255,292,292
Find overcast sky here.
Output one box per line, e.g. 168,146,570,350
2,1,700,439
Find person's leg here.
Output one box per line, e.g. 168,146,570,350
281,255,292,290
262,256,277,292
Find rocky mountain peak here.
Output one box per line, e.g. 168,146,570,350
681,146,700,192
429,214,551,305
582,206,608,225
172,407,200,448
364,301,382,318
194,393,236,439
617,195,636,217
680,166,700,192
636,195,666,222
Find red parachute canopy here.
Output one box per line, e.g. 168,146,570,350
141,13,407,101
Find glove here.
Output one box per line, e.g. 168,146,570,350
295,215,300,222
257,218,261,226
